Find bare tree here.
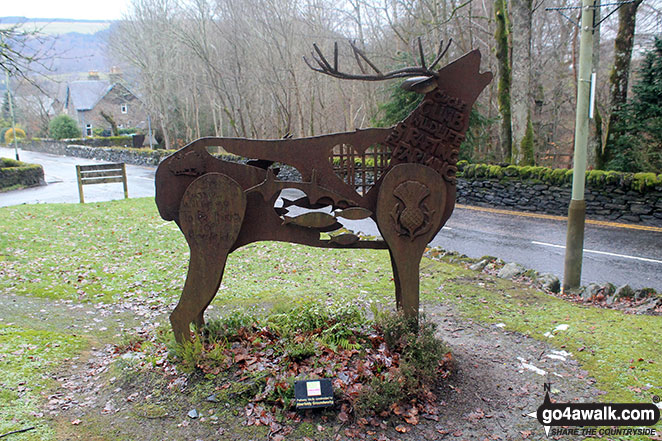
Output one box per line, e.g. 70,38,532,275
510,0,533,164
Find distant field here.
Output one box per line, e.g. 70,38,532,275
0,19,111,35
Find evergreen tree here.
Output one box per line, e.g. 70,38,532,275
373,82,422,128
607,37,662,172
49,114,81,140
373,83,493,163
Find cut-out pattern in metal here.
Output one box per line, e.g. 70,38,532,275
391,181,434,241
156,40,492,343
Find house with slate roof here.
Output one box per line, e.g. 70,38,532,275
63,75,147,137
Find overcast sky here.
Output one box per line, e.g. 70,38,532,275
2,0,133,21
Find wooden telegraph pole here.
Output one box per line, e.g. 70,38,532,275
563,0,594,291
546,0,634,291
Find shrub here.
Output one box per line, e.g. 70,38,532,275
355,311,452,415
354,375,405,415
586,170,607,187
504,165,519,177
549,168,569,185
4,127,26,144
0,127,10,143
604,37,662,172
462,164,476,178
49,114,81,139
474,163,489,178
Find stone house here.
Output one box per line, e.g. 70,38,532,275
62,77,147,137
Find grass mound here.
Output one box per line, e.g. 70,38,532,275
115,302,452,433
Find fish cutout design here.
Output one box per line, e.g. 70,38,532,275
282,212,338,229
281,196,328,210
317,221,344,233
335,207,373,220
330,233,360,246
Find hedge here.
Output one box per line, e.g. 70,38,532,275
0,158,45,190
456,161,662,193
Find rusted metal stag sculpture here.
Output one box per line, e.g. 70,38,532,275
155,40,492,343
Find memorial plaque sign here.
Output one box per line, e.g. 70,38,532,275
294,379,334,409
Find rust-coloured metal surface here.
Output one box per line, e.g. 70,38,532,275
156,43,492,343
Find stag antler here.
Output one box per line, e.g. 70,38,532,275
304,37,452,81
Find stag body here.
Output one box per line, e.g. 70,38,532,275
156,44,492,343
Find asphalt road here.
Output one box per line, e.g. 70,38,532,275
0,147,155,205
2,146,661,291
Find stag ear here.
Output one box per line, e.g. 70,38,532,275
400,76,438,94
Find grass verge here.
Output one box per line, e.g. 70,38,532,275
0,197,660,438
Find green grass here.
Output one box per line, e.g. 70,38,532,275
0,197,660,438
0,199,395,308
0,199,187,303
0,325,86,440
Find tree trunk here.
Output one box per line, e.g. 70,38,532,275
494,0,512,162
587,0,601,169
510,0,533,164
600,0,643,168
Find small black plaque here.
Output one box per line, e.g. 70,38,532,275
294,379,334,409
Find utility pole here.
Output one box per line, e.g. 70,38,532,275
5,71,20,161
562,0,594,291
545,0,635,291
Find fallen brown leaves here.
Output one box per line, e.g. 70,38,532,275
111,309,454,440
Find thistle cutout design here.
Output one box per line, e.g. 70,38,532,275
390,181,435,240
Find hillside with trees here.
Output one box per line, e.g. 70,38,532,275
2,1,661,172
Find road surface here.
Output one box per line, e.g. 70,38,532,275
2,146,661,291
1,147,155,204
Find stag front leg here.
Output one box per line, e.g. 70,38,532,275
173,173,246,344
376,164,447,320
388,248,403,310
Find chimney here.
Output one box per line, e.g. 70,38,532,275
88,70,100,80
109,66,123,84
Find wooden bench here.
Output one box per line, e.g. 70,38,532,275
75,163,128,203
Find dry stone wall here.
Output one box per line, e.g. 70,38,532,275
20,140,662,226
456,163,662,226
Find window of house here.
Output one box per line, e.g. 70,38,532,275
86,124,92,137
121,103,128,114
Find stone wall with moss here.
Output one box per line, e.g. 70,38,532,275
25,139,174,166
18,140,662,225
457,161,662,225
0,158,45,190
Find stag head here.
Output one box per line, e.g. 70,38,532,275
304,38,492,105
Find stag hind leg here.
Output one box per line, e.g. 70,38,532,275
376,164,446,319
171,249,230,343
172,173,246,344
